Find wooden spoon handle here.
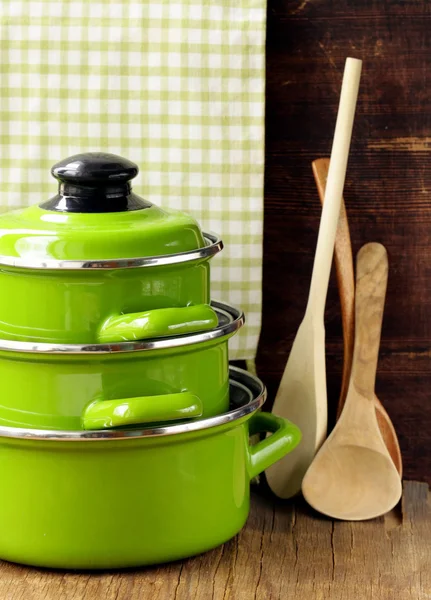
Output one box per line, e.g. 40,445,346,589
351,243,388,398
305,58,362,321
312,158,355,417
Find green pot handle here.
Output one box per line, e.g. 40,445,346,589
82,392,203,430
247,412,301,480
98,304,218,343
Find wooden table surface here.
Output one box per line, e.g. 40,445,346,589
0,481,428,600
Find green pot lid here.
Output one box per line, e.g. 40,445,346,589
0,153,209,263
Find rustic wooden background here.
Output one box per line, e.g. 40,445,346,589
257,0,431,484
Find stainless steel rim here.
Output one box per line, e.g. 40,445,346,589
0,300,244,354
0,232,222,270
0,367,266,441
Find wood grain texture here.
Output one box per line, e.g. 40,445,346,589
313,158,403,475
312,158,355,414
258,0,431,483
266,58,362,499
0,482,428,599
302,243,402,521
350,243,388,396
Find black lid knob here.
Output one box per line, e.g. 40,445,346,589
40,152,151,213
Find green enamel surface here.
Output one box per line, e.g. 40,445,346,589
0,204,205,260
82,392,203,430
0,411,300,569
0,335,232,429
0,262,210,343
98,304,218,343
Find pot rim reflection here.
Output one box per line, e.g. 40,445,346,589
0,231,222,271
0,366,265,442
0,300,243,355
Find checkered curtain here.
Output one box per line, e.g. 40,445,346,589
0,0,266,360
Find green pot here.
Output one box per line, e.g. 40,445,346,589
0,367,301,569
0,153,222,343
0,301,243,430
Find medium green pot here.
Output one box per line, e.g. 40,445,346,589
0,153,223,343
0,301,243,430
0,367,301,570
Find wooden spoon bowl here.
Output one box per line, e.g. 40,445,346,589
302,243,402,520
304,444,399,520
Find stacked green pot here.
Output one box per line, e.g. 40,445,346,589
0,153,301,568
0,152,234,429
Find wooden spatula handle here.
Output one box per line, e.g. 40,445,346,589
306,58,362,321
312,158,355,416
351,243,388,398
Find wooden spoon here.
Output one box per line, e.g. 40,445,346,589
302,243,402,520
312,158,402,476
266,57,362,498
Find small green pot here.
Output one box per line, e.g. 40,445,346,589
0,301,243,430
0,153,223,343
0,367,301,570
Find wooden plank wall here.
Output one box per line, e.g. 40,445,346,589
258,0,431,483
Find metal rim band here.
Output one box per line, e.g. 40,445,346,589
0,300,244,355
0,367,266,442
0,232,222,270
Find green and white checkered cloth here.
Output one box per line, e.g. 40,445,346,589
0,0,266,360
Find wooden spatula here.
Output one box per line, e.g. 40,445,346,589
302,243,402,520
265,57,362,498
312,158,402,476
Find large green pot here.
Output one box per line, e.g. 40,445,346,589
0,301,243,430
0,153,222,344
0,367,301,570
